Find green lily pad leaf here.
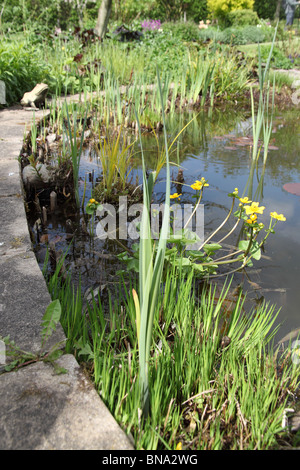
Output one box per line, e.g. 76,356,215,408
203,243,222,254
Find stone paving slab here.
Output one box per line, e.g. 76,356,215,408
0,251,65,353
0,354,134,450
0,194,32,255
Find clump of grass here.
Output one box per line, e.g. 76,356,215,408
63,101,89,207
92,127,138,203
49,266,299,450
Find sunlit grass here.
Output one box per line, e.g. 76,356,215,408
48,265,299,450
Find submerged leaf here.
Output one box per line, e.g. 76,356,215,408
283,183,300,196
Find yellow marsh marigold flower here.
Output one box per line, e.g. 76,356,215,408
270,211,286,221
246,214,258,224
239,196,252,205
89,198,96,204
170,193,182,199
176,442,183,450
244,202,265,215
191,182,202,190
191,178,209,191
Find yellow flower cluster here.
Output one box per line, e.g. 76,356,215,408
237,195,286,224
89,198,99,206
239,196,251,204
270,211,286,222
170,192,182,200
244,201,265,216
190,177,209,191
238,198,265,225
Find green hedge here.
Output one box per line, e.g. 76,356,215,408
0,40,51,105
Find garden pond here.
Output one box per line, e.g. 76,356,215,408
27,105,300,346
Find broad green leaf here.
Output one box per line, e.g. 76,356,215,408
238,240,250,252
74,338,94,360
250,241,261,260
203,243,222,254
41,299,61,345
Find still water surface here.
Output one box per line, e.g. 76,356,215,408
33,107,300,343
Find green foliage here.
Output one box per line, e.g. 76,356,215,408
92,127,136,201
41,299,62,348
154,0,208,22
64,102,89,207
260,45,294,69
0,0,82,33
113,0,157,23
0,40,50,105
53,265,299,450
207,0,255,23
0,299,66,374
162,20,200,41
227,8,259,26
253,0,280,20
198,25,266,44
187,0,209,22
222,25,265,44
136,29,192,76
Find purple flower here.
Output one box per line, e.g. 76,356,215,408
141,19,161,31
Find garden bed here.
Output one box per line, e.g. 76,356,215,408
2,10,300,450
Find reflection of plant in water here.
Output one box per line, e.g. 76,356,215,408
118,183,286,280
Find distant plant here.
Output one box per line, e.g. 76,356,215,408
198,25,267,44
207,0,254,25
141,19,161,30
227,8,259,26
222,25,266,44
162,20,200,41
0,40,50,105
64,102,89,207
260,45,295,70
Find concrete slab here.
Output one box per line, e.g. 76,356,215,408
0,251,65,353
0,194,32,255
0,354,134,450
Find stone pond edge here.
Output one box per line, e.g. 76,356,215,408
0,103,134,450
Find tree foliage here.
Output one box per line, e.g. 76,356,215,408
207,0,254,22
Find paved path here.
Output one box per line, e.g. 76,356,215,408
0,105,134,450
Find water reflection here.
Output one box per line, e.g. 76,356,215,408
32,106,300,343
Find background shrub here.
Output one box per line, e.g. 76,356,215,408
207,0,255,25
0,40,51,105
198,25,266,45
162,20,200,41
227,9,259,26
260,45,294,69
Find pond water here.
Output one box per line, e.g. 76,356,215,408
29,105,300,344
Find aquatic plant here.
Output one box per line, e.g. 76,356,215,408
92,127,136,202
47,258,299,450
133,68,171,417
64,101,89,207
118,181,287,282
